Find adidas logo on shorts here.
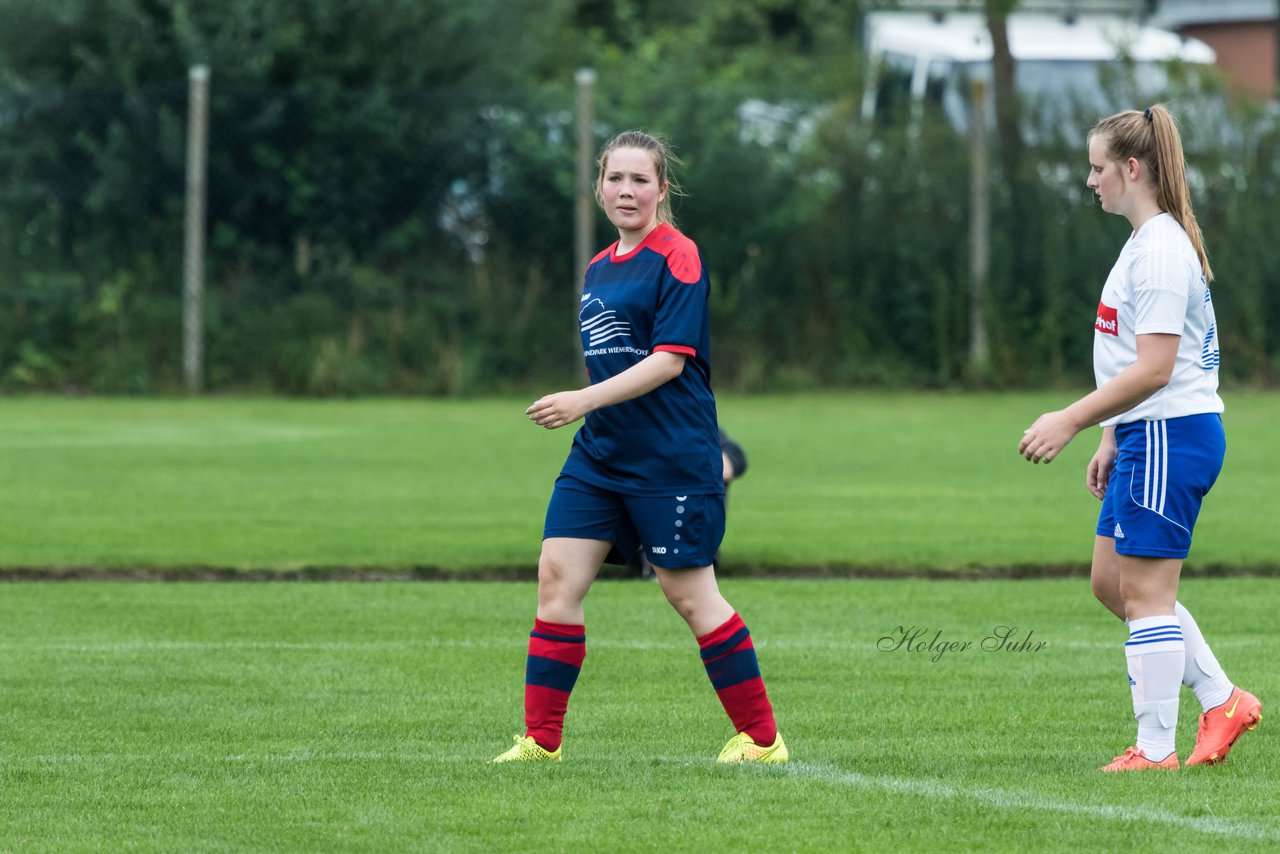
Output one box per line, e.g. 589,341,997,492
1113,523,1125,539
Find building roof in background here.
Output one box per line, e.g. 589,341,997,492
883,0,1148,14
866,12,1216,64
1153,0,1278,28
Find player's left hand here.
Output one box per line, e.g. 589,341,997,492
1018,410,1079,464
526,391,589,430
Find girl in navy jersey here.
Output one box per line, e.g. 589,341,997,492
492,130,786,764
1019,105,1260,771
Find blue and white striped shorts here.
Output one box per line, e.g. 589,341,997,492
1096,413,1225,558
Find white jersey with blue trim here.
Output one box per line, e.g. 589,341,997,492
1093,212,1223,426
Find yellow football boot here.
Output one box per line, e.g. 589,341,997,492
716,731,788,764
491,734,562,763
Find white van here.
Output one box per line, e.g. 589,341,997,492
862,12,1216,127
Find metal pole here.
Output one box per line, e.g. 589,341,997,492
574,68,596,304
968,77,991,383
183,64,210,394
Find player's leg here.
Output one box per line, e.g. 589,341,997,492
1093,541,1253,768
627,492,731,632
652,561,732,636
635,492,785,763
1099,421,1185,771
1117,555,1181,619
1182,596,1262,765
1093,534,1238,720
1094,471,1176,769
1134,414,1259,765
1102,415,1259,771
536,537,609,625
1090,471,1127,620
1106,555,1185,770
1093,419,1256,766
1089,535,1125,620
1097,548,1189,771
494,477,617,763
654,563,785,763
494,536,608,763
1175,601,1231,713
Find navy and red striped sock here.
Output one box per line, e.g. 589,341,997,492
524,618,586,752
698,612,777,746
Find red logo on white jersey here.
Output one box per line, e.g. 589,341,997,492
1095,301,1118,336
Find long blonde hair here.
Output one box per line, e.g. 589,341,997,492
593,130,685,227
1090,104,1213,281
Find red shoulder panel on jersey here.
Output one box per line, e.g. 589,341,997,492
654,344,697,357
589,244,615,266
647,224,702,284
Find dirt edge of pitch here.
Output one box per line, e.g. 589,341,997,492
1,562,1278,582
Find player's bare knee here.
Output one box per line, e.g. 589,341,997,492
1116,576,1138,609
536,552,570,601
1089,574,1105,601
659,584,698,624
1117,577,1171,617
1090,573,1122,615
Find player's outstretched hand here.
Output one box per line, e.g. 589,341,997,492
526,391,589,430
1019,410,1079,464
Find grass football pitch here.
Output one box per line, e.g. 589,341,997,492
0,392,1277,573
0,393,1275,850
0,579,1274,852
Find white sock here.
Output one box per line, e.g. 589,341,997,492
1175,601,1234,711
1126,615,1184,762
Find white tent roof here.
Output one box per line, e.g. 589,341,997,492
866,12,1216,64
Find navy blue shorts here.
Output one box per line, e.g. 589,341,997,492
543,474,725,570
1096,414,1225,559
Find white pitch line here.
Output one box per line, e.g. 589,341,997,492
788,762,1280,843
0,637,1260,653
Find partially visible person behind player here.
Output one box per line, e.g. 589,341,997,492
718,428,748,485
1019,104,1260,772
629,428,747,578
492,130,786,765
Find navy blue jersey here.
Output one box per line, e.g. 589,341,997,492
560,223,723,497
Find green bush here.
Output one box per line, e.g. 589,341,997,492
1,2,1276,394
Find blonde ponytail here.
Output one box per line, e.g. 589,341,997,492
1090,104,1213,281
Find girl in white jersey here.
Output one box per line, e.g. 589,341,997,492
1019,105,1260,772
